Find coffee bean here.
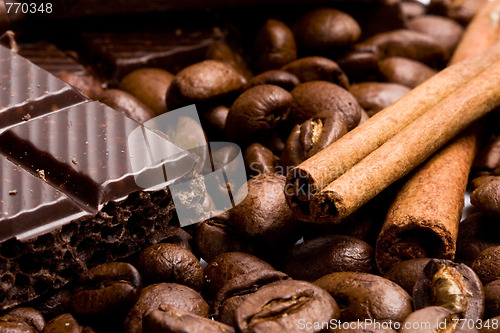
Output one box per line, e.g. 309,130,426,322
243,143,278,177
42,313,89,333
137,243,203,290
314,272,412,322
349,82,410,116
166,60,245,110
471,179,500,217
203,252,276,303
143,304,235,333
337,51,379,83
378,57,437,89
295,8,361,53
227,173,303,257
472,246,500,285
400,306,456,333
253,19,297,72
456,213,500,266
124,283,209,333
280,112,347,168
162,228,193,252
289,81,363,129
194,212,255,263
485,279,500,318
30,288,73,320
283,234,376,282
413,259,484,320
245,70,300,91
355,29,446,66
407,15,464,61
201,105,229,141
207,40,253,80
383,258,431,295
0,307,45,332
225,84,292,143
71,262,142,317
98,89,155,123
119,68,174,115
235,279,340,333
471,176,499,191
281,56,349,89
400,1,426,22
474,136,500,171
428,0,484,25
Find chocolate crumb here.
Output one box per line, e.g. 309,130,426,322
22,113,31,121
37,169,46,181
9,190,17,195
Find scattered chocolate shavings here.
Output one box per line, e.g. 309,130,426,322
37,169,46,181
71,157,79,165
9,190,17,195
22,113,31,121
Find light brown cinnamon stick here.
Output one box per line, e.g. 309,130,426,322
285,42,500,221
309,56,500,223
375,0,500,273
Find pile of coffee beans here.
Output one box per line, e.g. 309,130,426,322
4,0,500,332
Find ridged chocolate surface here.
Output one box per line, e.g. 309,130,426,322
0,101,169,211
0,45,86,131
0,157,89,242
83,29,225,80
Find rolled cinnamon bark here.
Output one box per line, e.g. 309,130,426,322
310,56,500,223
285,42,500,221
375,0,500,273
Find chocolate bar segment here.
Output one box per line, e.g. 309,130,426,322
0,101,187,212
0,157,90,242
0,45,86,131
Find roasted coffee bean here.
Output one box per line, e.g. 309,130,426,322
485,280,500,318
207,40,253,80
98,89,155,123
407,15,464,60
472,246,500,285
71,262,142,317
59,71,103,100
471,179,500,217
235,279,340,333
289,81,363,129
314,272,412,322
137,243,203,290
0,307,44,332
30,288,72,320
203,252,276,303
456,213,500,266
336,51,379,83
201,105,229,141
295,8,361,53
413,259,484,320
384,258,432,295
162,228,193,252
245,70,300,91
213,268,289,325
253,19,297,73
474,136,500,171
350,82,410,116
42,313,91,333
428,0,485,24
166,60,245,110
281,56,349,89
119,68,174,115
227,173,303,256
283,235,376,282
400,0,426,22
124,283,209,333
378,57,437,89
400,306,458,333
194,212,255,263
243,143,278,177
225,84,292,142
471,176,499,191
280,112,347,168
143,304,235,333
355,29,446,66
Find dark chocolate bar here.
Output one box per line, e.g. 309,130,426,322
0,44,86,131
82,28,225,81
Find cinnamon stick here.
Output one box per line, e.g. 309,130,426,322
285,42,500,221
375,0,500,273
310,56,500,223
